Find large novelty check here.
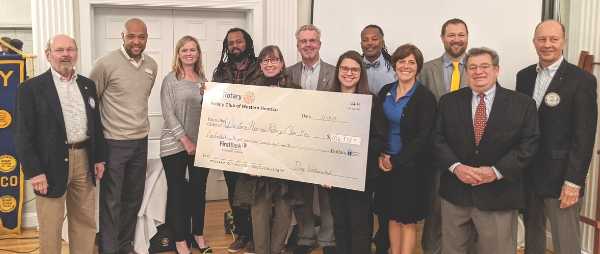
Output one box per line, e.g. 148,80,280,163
194,82,372,191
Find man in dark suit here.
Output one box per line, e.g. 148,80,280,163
434,47,539,254
517,20,598,254
417,18,471,254
285,24,336,254
15,34,106,254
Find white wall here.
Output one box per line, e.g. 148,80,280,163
0,0,31,27
313,0,542,90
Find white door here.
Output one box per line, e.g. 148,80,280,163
92,7,247,200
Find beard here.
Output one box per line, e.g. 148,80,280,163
228,49,250,63
445,43,467,59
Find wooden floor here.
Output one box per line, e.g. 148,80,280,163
0,200,549,254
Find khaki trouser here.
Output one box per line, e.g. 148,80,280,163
36,148,96,254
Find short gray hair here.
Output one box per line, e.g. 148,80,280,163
465,47,499,66
295,24,321,40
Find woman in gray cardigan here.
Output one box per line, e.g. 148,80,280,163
159,35,212,254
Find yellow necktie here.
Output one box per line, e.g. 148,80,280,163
451,61,460,92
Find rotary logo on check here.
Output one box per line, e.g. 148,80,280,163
242,92,255,104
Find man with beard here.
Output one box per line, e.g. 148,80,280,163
15,34,106,254
418,18,470,254
90,18,158,254
285,24,336,254
212,27,259,253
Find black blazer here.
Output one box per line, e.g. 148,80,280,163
375,82,438,176
434,85,539,210
15,70,107,198
516,60,598,198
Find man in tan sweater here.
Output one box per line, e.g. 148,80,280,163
90,18,158,254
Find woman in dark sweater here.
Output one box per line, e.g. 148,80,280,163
373,44,437,254
327,50,385,254
235,45,299,254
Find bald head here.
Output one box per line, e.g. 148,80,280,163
534,19,566,39
122,18,148,60
533,20,566,68
45,34,77,54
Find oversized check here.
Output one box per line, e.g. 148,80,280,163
194,82,372,191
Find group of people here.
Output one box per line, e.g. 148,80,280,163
13,16,597,254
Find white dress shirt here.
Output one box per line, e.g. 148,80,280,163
51,68,88,143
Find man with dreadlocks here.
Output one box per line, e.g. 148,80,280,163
212,27,258,253
360,25,396,95
360,24,396,254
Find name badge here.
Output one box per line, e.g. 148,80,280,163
144,68,154,76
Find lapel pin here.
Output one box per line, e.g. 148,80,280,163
89,97,96,109
544,92,560,107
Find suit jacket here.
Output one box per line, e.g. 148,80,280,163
15,70,107,198
434,85,539,210
516,60,598,198
418,55,468,101
285,60,335,91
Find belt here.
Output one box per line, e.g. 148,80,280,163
68,140,88,150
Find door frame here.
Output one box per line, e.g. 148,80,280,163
78,0,263,75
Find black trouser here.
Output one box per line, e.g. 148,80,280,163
99,138,148,254
374,214,389,253
224,171,253,239
161,151,210,241
330,188,373,254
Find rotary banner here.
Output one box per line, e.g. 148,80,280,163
0,55,25,235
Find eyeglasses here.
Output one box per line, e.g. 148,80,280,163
339,66,360,74
260,58,281,65
467,64,493,72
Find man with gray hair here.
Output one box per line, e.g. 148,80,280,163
90,18,158,254
15,34,106,254
285,24,336,254
433,47,539,254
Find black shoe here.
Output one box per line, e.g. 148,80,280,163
294,245,314,254
228,236,249,253
322,246,336,254
198,246,213,254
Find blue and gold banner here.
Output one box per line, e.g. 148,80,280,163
0,55,25,235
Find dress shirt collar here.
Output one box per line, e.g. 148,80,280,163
536,56,563,73
302,59,321,72
50,67,77,82
120,45,145,65
442,53,465,68
363,53,384,68
471,83,497,99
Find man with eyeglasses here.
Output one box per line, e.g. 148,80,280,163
518,20,597,254
90,18,158,254
418,18,471,254
212,27,259,253
15,34,107,254
285,24,337,254
434,47,539,254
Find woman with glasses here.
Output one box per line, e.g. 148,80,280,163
326,50,385,254
234,45,300,254
373,44,436,254
159,35,212,254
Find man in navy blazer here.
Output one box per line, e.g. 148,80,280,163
15,34,106,254
434,47,539,254
518,20,598,254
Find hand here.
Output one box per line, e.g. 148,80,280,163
559,183,580,208
179,135,196,155
30,174,48,195
471,166,497,186
454,164,483,185
95,162,106,180
378,153,392,172
199,83,206,95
